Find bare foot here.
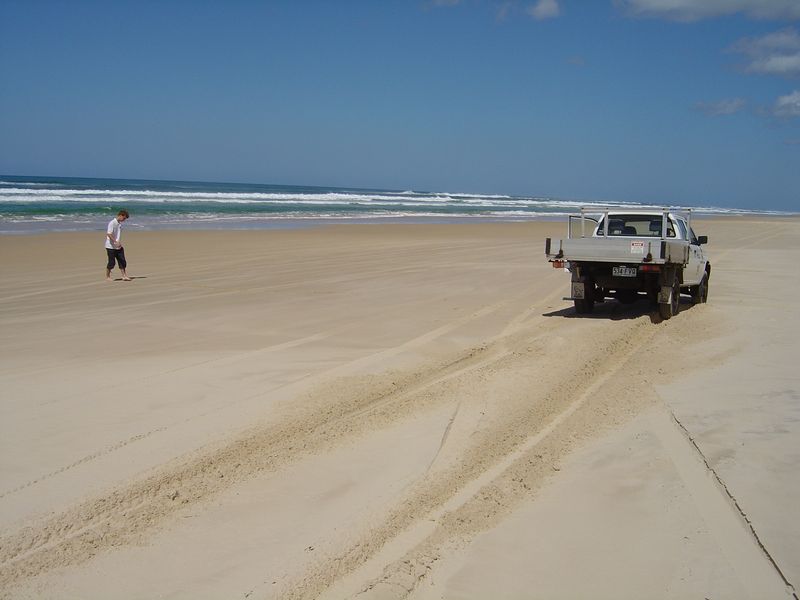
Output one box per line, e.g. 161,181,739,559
122,277,132,281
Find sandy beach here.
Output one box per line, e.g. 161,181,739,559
0,218,798,599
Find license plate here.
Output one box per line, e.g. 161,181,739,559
613,266,638,277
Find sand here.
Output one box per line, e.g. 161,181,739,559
0,218,797,599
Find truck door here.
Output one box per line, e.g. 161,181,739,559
685,222,703,285
676,218,701,285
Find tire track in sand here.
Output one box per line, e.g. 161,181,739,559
651,409,796,600
294,316,659,600
1,267,625,595
0,276,562,589
305,222,798,600
0,275,557,504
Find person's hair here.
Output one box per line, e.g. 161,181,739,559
118,210,130,218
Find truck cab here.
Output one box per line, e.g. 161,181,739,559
592,212,708,287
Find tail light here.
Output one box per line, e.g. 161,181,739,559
552,260,565,269
639,264,660,272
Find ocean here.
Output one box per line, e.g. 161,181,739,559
0,175,780,233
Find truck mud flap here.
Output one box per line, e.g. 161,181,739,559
658,285,673,304
571,281,585,299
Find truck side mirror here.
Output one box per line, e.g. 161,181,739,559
697,235,708,245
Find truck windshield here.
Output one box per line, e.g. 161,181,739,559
596,214,676,237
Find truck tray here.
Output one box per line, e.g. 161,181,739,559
546,237,689,265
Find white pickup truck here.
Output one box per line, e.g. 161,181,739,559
545,208,710,319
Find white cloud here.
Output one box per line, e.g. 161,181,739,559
615,0,800,22
772,90,800,117
731,28,800,77
527,0,560,20
750,54,800,75
695,98,748,116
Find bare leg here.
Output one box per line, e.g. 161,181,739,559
106,268,113,281
121,268,131,281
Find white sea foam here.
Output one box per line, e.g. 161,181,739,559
0,188,513,205
0,184,788,220
0,189,611,215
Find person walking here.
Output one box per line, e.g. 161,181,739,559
105,210,132,281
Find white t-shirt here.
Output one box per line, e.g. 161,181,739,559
105,218,122,249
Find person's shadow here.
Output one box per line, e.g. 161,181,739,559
112,276,148,281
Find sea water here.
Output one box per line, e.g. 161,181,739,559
0,175,779,233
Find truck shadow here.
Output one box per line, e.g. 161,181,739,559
542,297,698,323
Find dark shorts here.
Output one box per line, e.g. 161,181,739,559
106,247,127,270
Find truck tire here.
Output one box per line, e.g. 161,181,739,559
573,276,595,314
691,273,708,304
648,287,659,307
574,298,594,314
659,280,680,320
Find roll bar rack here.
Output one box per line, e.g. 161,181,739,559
568,207,693,240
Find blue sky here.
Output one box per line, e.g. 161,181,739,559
1,0,798,210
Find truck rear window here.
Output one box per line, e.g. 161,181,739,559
596,215,676,237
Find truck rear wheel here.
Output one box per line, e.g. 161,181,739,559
648,288,659,306
574,298,594,314
573,276,595,314
658,281,680,320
